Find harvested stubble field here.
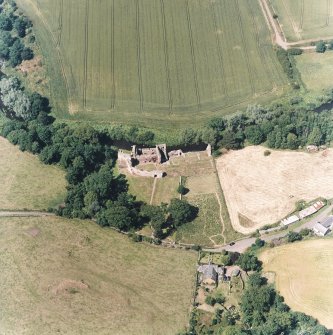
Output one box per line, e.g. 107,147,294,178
270,0,333,42
0,137,66,210
16,0,288,129
0,216,197,335
216,146,333,234
260,239,333,330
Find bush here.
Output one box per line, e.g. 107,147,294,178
316,40,326,53
288,48,303,56
205,295,216,306
300,228,311,236
287,231,302,243
177,184,188,195
264,150,271,156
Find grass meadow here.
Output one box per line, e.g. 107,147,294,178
0,216,197,335
270,0,333,42
260,239,333,330
16,0,289,130
0,137,66,210
296,51,333,92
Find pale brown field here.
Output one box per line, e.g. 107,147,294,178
0,137,66,210
0,216,197,335
260,239,333,330
216,146,333,233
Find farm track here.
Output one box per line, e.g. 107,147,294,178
281,0,302,40
235,0,255,95
0,211,55,218
110,0,116,109
136,0,144,112
247,0,275,93
185,0,201,110
160,0,173,112
209,1,228,100
299,0,304,31
56,0,63,47
215,192,226,245
82,0,89,109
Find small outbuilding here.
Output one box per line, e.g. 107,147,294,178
320,216,333,230
313,223,329,237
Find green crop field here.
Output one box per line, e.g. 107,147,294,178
270,0,333,42
16,0,288,130
0,216,197,334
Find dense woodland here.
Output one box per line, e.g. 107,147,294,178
0,1,332,334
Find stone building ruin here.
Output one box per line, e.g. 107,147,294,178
118,143,211,178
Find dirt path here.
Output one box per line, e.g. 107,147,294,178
259,0,333,50
0,211,55,218
214,192,226,245
149,178,157,205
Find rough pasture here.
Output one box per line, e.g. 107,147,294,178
16,0,288,130
0,136,66,210
216,146,333,234
0,216,197,334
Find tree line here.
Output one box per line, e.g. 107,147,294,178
0,0,34,66
1,75,198,237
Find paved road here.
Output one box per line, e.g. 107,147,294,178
0,211,55,218
205,205,333,254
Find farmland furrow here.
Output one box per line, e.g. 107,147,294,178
160,0,173,112
234,0,255,95
299,0,304,30
324,0,330,27
56,0,63,47
246,0,275,92
136,0,143,111
185,0,200,109
20,0,71,110
110,0,115,109
209,1,228,100
82,0,89,109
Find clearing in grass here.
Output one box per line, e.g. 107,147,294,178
16,0,289,130
0,136,66,210
260,239,333,329
216,146,333,234
0,216,197,335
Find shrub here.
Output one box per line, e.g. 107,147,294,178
177,184,188,195
205,295,216,306
287,231,302,243
264,150,271,156
288,48,303,56
316,40,326,53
